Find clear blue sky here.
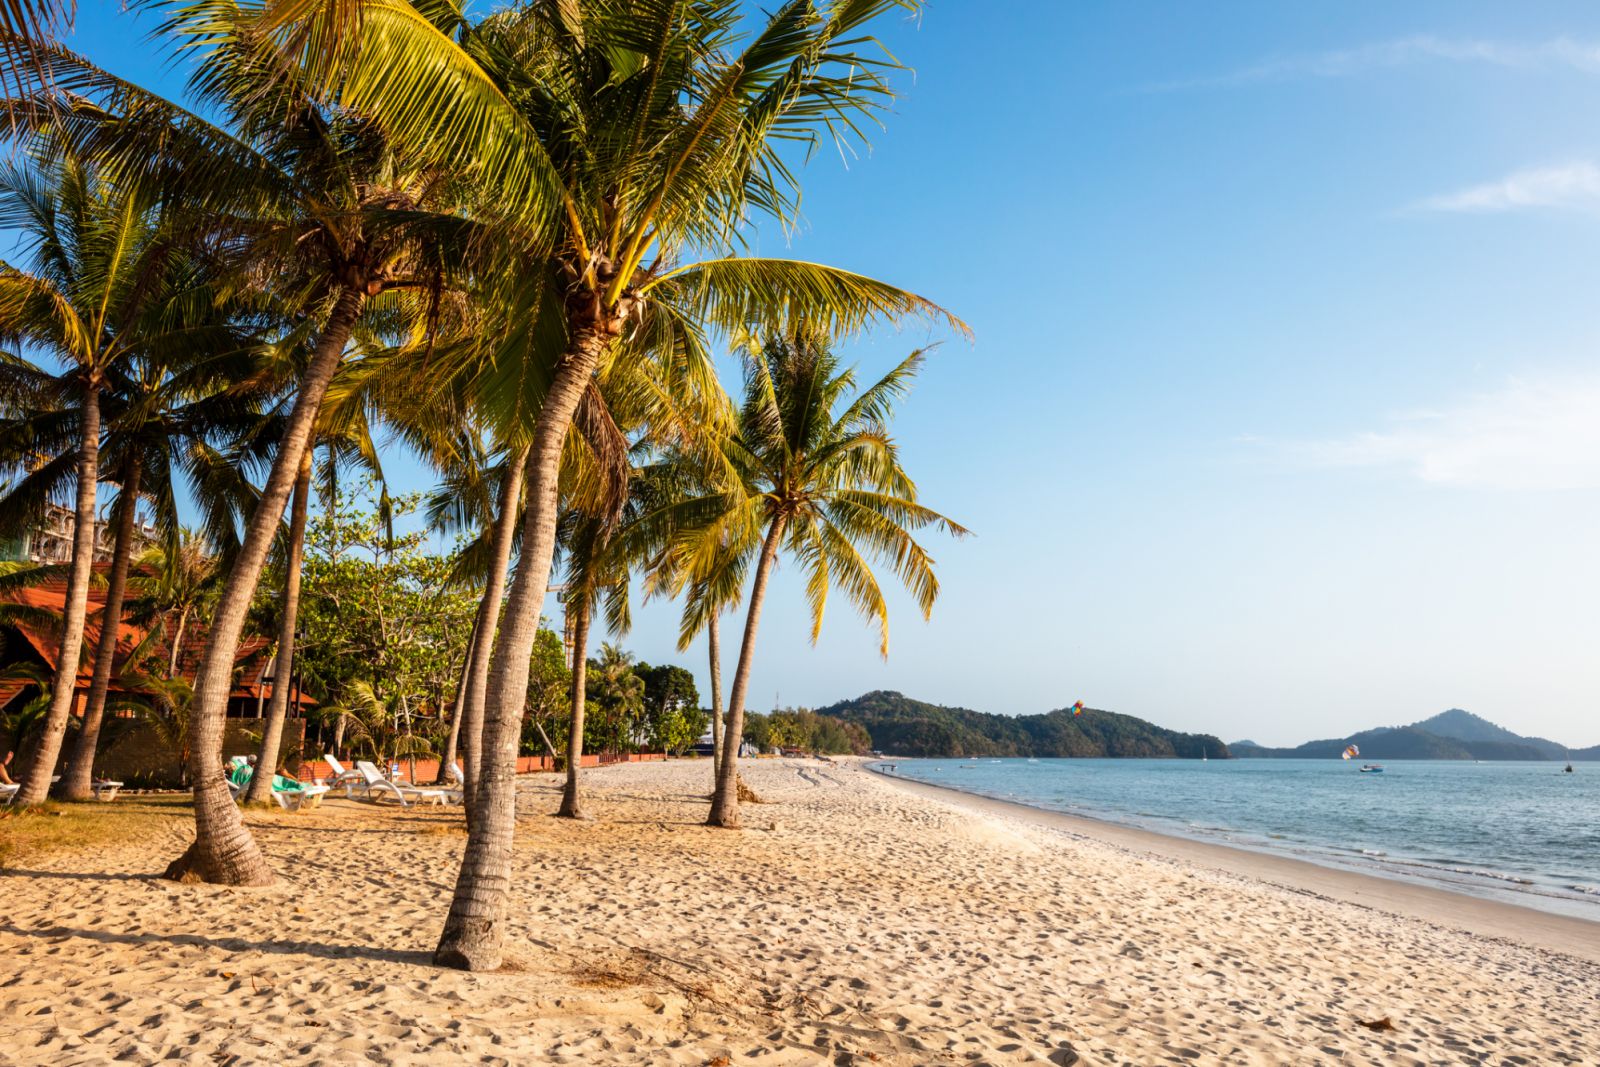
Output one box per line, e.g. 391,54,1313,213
56,1,1600,747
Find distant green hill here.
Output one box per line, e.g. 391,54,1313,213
1231,708,1586,761
1410,709,1567,759
817,690,1227,759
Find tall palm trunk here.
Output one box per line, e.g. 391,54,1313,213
165,285,366,886
708,514,787,828
460,442,529,813
708,610,724,774
167,604,190,678
556,598,591,818
435,612,479,785
60,454,141,801
434,327,609,972
243,454,311,803
16,380,100,806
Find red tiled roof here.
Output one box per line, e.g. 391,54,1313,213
0,564,312,706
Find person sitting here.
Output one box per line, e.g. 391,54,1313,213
0,750,15,785
232,756,311,794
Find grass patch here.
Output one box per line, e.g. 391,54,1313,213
0,795,191,869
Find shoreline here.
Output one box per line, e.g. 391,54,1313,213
869,762,1600,964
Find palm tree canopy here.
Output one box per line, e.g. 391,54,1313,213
171,0,965,432
654,328,968,655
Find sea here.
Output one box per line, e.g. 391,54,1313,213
880,757,1600,920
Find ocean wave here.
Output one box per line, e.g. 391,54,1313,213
1387,857,1536,885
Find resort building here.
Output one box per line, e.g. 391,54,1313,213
0,567,313,783
0,501,157,566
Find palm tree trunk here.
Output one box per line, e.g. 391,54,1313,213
708,514,787,828
460,442,529,814
556,598,591,818
60,454,141,801
433,327,609,972
435,612,479,785
243,453,311,803
16,379,100,807
164,284,366,886
167,604,189,679
708,610,724,773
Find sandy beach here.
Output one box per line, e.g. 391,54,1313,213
4,757,1598,1065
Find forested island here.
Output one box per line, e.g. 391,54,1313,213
1231,709,1600,761
818,691,1227,759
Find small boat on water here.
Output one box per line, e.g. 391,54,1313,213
1359,764,1384,774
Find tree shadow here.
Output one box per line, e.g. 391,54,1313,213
0,868,150,882
0,922,434,968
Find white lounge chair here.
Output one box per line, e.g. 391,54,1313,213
272,783,330,811
322,755,368,797
92,779,123,802
0,783,18,805
353,761,447,806
437,761,466,804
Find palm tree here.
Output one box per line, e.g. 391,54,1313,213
244,358,399,804
659,331,967,827
584,641,644,757
130,529,220,682
229,0,964,969
0,1,72,106
553,505,632,819
421,432,520,794
12,31,476,879
239,450,309,802
0,146,197,807
56,264,269,801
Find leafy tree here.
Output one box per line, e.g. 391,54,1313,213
650,705,707,758
634,661,703,756
292,485,479,762
636,663,699,725
520,626,570,759
741,711,772,752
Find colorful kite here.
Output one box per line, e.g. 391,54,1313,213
1072,701,1085,716
1342,744,1360,761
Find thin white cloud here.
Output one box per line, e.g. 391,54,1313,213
1299,377,1600,491
1149,35,1600,92
1415,163,1600,215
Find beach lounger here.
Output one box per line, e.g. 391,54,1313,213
434,761,466,804
322,755,368,797
227,759,329,811
353,760,446,807
272,783,330,811
0,783,17,804
92,780,123,802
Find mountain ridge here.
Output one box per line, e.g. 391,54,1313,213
818,690,1227,759
1232,708,1596,761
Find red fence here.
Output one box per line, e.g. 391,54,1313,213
296,750,667,784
